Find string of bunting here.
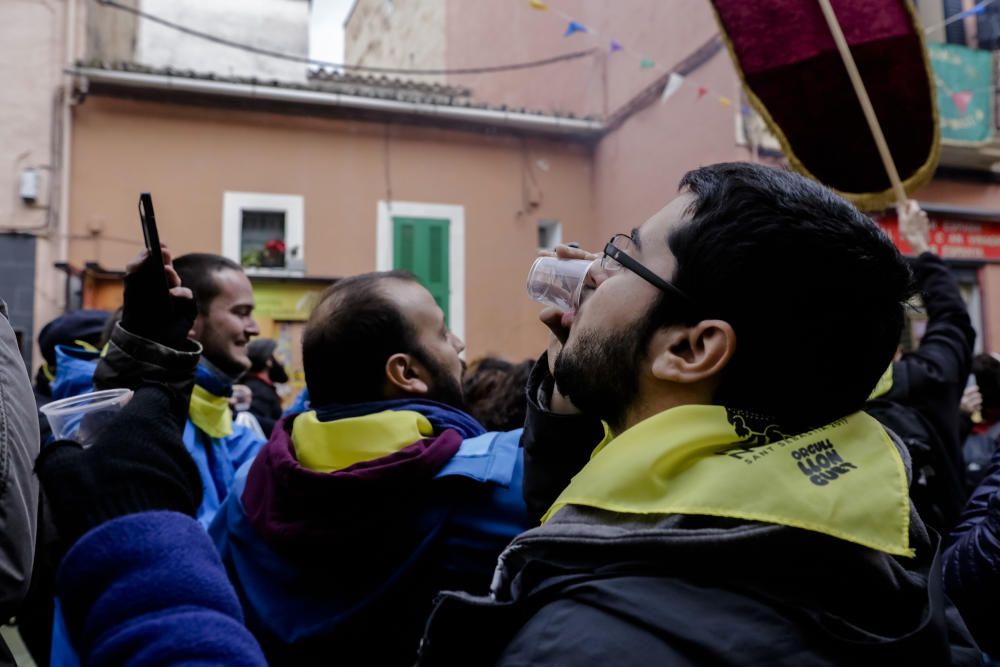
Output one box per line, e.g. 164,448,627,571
923,0,996,33
528,0,738,110
530,0,1000,120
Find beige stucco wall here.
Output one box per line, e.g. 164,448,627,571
0,0,61,232
69,96,595,360
439,0,752,235
345,0,446,84
594,52,750,242
0,0,77,365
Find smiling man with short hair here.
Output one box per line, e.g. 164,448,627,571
98,252,265,527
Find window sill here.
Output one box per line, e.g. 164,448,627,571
243,266,306,278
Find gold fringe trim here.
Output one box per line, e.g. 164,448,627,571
708,0,940,212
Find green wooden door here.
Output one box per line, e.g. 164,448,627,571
393,217,450,324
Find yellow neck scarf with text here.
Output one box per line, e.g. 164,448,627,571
291,410,435,473
545,405,913,557
189,385,233,439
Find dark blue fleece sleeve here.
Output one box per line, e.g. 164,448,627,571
56,511,266,666
943,446,1000,656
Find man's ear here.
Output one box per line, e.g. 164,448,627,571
187,314,204,341
649,320,736,384
385,353,431,396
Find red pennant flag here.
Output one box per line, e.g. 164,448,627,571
697,86,708,99
951,90,973,116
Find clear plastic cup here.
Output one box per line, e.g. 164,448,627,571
40,388,132,447
526,257,596,311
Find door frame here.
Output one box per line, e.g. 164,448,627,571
376,201,465,342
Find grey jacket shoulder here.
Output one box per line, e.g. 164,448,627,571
0,302,38,617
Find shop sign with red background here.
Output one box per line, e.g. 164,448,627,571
877,215,1000,260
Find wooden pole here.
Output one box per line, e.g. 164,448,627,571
816,0,908,206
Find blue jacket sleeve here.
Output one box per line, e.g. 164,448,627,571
943,445,1000,656
56,510,267,666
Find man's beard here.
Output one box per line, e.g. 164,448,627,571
420,352,467,412
554,324,644,432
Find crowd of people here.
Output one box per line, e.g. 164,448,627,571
1,162,1000,665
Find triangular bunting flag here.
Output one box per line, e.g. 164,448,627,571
959,2,987,18
640,58,655,69
565,21,588,36
719,96,733,107
697,86,708,99
660,73,685,103
610,40,623,53
529,0,548,9
952,90,973,115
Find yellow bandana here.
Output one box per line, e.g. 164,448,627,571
291,410,435,473
868,364,895,400
189,385,234,439
545,405,913,557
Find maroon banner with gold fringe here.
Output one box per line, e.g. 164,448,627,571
709,0,939,210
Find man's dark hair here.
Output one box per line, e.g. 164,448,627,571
302,271,427,406
173,253,243,314
463,357,532,431
652,163,913,431
973,353,1000,410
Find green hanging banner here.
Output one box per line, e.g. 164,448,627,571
930,42,994,145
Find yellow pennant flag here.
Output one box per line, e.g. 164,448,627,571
529,0,548,9
719,96,733,107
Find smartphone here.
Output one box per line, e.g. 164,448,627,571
138,193,169,293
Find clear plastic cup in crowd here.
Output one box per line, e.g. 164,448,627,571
526,256,596,311
40,388,133,447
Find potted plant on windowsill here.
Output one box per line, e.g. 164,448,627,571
242,239,286,268
260,239,286,268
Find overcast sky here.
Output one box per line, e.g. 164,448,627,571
309,0,356,64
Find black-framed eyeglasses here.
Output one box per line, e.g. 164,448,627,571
602,234,697,311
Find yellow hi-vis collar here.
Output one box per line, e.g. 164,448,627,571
189,385,233,439
291,410,435,473
545,405,912,557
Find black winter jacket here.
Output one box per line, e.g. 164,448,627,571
944,444,1000,656
889,252,976,464
874,252,975,533
418,358,983,667
242,375,282,437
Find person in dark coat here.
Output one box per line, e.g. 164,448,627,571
865,200,975,534
34,248,267,666
961,353,1000,489
944,441,1000,659
418,163,980,666
243,338,286,436
32,309,109,443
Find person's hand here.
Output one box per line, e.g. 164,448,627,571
961,385,983,416
897,199,931,256
539,243,600,414
34,384,203,548
120,245,197,349
231,384,252,412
